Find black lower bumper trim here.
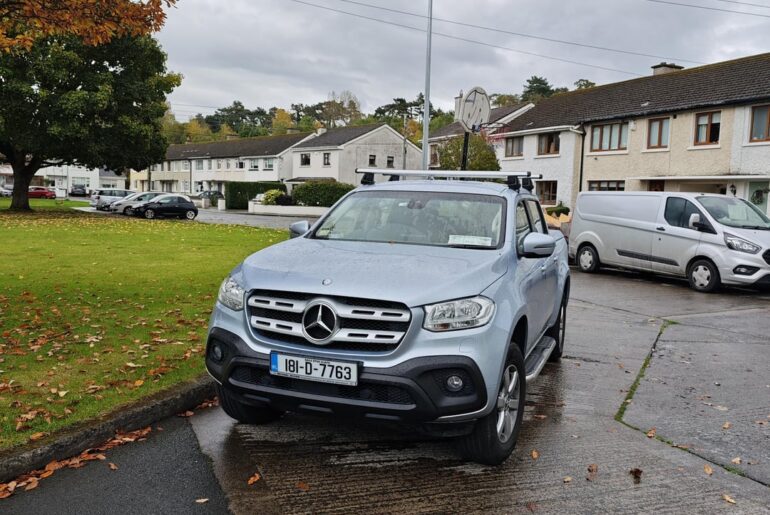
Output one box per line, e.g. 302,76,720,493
206,328,487,422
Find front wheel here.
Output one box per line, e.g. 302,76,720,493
687,259,720,293
185,210,196,220
457,343,525,465
123,206,133,216
144,209,155,220
577,245,600,273
216,384,284,424
547,289,568,362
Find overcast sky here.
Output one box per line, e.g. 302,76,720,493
157,0,768,120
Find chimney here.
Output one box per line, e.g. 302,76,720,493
651,62,684,76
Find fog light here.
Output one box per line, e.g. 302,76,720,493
446,375,464,392
211,343,224,362
733,265,759,276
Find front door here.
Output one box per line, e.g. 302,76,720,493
651,196,704,276
514,201,549,354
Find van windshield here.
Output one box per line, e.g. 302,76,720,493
311,190,505,248
697,196,770,230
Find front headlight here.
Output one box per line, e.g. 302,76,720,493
218,276,245,311
423,296,495,332
724,233,761,254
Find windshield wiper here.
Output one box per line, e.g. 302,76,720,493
739,225,770,230
446,244,494,249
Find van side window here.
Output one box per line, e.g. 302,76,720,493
664,197,702,229
515,203,533,253
525,200,547,234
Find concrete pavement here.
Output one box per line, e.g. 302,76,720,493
4,271,769,513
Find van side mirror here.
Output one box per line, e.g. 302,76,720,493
289,220,310,238
520,232,556,258
688,213,701,230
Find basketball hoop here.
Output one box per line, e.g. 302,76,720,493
455,87,491,133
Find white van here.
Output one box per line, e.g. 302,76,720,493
569,192,770,292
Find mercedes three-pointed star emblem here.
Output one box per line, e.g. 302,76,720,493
301,301,339,344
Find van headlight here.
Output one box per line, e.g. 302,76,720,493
218,276,245,311
724,233,761,254
423,296,495,332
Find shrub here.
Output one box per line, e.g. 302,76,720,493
262,189,284,206
292,181,355,207
275,194,294,206
545,202,570,217
225,182,286,209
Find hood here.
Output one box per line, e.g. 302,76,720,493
236,238,510,307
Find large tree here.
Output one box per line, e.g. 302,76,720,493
0,0,175,52
436,135,500,172
0,35,180,210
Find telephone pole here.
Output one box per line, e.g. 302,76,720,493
420,0,433,170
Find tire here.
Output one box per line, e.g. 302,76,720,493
123,206,133,215
216,384,284,424
185,210,196,220
547,287,569,362
144,209,155,220
457,343,526,465
577,244,600,273
687,259,720,293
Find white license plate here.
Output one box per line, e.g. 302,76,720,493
270,353,358,386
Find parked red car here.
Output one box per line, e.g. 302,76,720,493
28,187,56,199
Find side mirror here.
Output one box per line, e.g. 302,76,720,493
688,213,701,230
521,232,556,258
289,220,310,239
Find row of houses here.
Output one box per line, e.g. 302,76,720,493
129,124,422,193
0,163,124,193
429,53,770,216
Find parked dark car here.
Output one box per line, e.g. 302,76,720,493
135,195,198,220
28,186,56,199
194,190,224,202
69,185,88,197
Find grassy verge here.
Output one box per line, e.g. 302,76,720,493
0,209,286,450
0,199,90,210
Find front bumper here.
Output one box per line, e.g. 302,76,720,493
206,328,487,423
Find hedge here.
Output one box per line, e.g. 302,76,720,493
292,181,355,207
545,204,571,217
225,182,286,209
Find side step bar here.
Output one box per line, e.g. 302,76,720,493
524,336,556,382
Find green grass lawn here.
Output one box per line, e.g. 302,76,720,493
0,198,90,210
0,206,287,450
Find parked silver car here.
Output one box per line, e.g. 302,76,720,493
205,170,570,465
90,188,133,211
569,191,770,292
110,191,164,215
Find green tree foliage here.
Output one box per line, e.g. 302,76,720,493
429,112,455,133
489,93,521,107
436,135,500,172
0,35,180,210
521,76,568,103
574,79,596,90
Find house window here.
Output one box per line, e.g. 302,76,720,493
588,180,625,191
300,153,310,166
537,181,558,205
694,111,720,145
250,159,259,170
226,160,231,169
195,160,203,170
386,156,395,168
537,133,560,155
647,118,670,149
368,154,377,166
264,158,274,170
182,161,190,170
207,160,212,170
750,105,770,142
648,180,665,192
236,161,245,169
216,159,223,169
323,153,331,166
430,144,439,166
591,122,629,151
505,136,524,157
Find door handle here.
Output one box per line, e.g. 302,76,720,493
656,226,666,232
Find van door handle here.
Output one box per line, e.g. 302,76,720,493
656,226,666,232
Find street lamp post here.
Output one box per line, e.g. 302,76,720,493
420,0,433,170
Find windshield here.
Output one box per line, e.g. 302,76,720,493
697,196,770,229
311,190,505,248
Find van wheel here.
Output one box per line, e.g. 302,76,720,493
216,384,284,424
547,288,569,362
687,259,720,293
577,245,599,273
457,343,525,465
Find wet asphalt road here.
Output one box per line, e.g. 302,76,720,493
4,271,770,514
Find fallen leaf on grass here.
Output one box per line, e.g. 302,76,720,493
704,464,713,476
563,476,572,483
530,449,540,460
177,410,194,418
722,494,736,504
29,432,47,441
722,422,732,430
57,391,68,398
586,463,598,481
133,380,144,387
646,428,656,438
629,468,643,484
731,457,741,465
296,481,310,492
195,498,209,504
247,473,261,485
125,362,141,368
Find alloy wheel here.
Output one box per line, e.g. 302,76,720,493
496,365,521,443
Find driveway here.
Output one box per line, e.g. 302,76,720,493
4,271,769,514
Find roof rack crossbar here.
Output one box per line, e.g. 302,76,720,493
355,168,542,181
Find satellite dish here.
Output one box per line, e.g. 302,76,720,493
457,86,491,133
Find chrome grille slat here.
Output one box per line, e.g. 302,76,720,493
335,329,403,344
247,296,308,313
250,316,303,337
335,305,410,322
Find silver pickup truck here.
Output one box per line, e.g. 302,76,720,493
206,170,570,464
